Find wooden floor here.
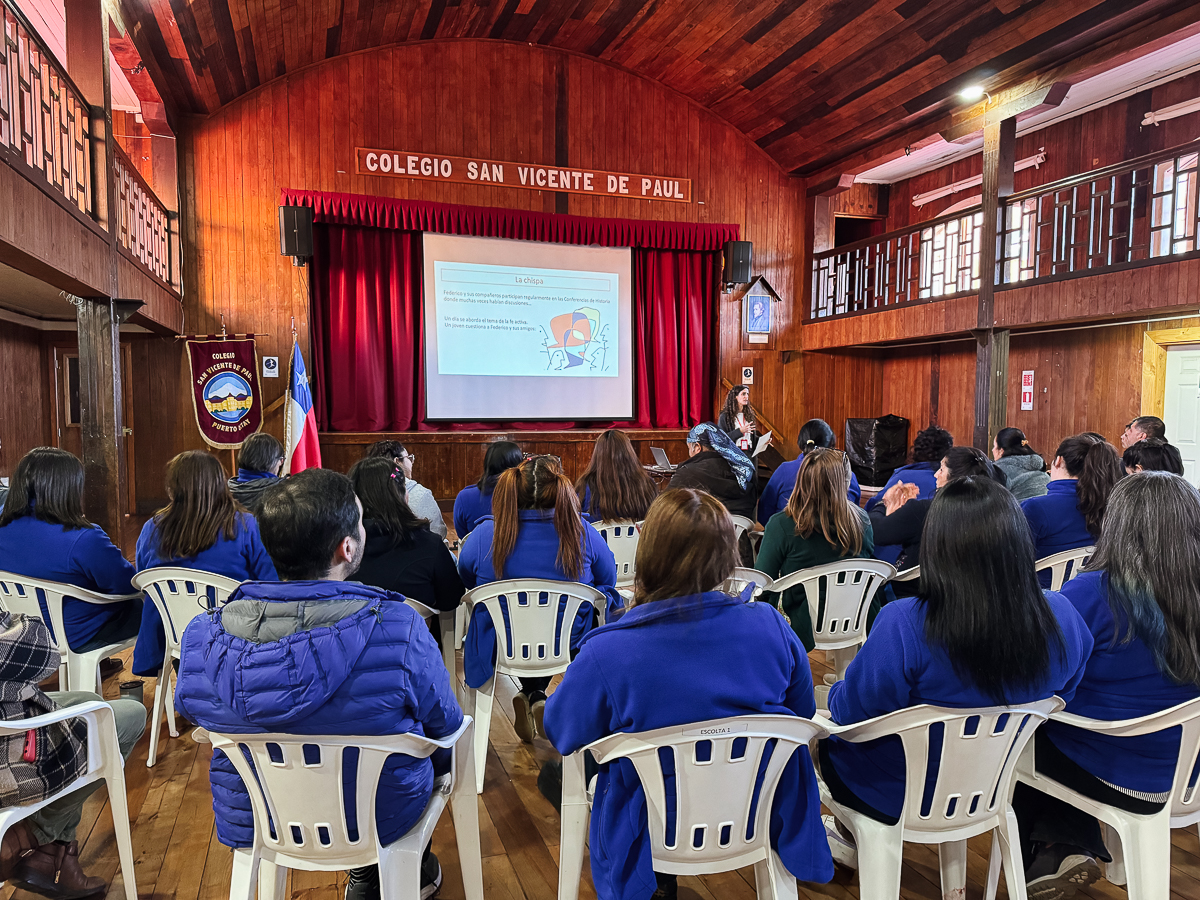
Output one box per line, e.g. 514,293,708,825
5,646,1200,900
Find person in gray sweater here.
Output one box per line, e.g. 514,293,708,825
364,440,448,538
992,427,1050,500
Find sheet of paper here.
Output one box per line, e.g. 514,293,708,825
753,432,772,457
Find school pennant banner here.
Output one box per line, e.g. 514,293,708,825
186,338,263,449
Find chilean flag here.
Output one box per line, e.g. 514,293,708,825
285,341,321,474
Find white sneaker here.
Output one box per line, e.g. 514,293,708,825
823,815,858,870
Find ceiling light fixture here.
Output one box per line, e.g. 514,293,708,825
959,84,987,102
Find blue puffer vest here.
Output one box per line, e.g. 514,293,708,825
174,580,463,848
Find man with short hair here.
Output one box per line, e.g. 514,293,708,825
175,468,461,900
1121,415,1166,449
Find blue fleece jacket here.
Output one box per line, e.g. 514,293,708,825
1044,570,1200,794
758,455,862,525
458,510,620,688
1021,480,1095,586
174,580,462,848
131,513,278,676
544,590,832,900
0,516,138,649
452,485,494,537
824,594,1093,820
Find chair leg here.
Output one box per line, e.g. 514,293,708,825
378,839,424,900
454,605,466,649
471,679,496,794
937,840,967,900
67,650,102,695
104,769,138,900
845,815,903,900
453,721,484,900
752,850,799,900
229,849,260,900
1112,815,1171,900
999,808,1029,900
147,665,167,767
984,828,1002,900
1103,820,1126,886
257,861,287,900
829,647,858,682
164,667,179,738
558,752,590,900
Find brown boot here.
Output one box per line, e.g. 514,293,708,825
0,820,38,881
12,840,105,900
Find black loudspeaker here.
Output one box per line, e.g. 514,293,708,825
722,240,752,283
279,205,314,259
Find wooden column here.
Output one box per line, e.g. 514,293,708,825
972,115,1016,450
76,299,125,538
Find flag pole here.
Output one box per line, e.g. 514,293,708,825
284,318,296,474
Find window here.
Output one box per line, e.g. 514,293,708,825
1151,152,1198,258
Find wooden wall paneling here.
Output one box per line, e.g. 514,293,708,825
0,325,51,478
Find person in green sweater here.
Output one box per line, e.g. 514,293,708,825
757,447,876,650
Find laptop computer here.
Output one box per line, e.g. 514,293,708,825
650,447,675,471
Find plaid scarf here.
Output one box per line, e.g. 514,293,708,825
0,612,87,808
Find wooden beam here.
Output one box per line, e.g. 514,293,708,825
806,173,855,198
77,299,128,540
941,82,1069,143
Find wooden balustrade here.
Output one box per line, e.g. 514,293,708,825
113,143,171,285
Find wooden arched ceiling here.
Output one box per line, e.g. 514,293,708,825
119,0,1200,176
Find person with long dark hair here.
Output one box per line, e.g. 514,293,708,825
349,457,464,612
669,423,758,519
227,432,285,515
1121,438,1184,475
544,489,833,900
575,429,658,523
992,426,1049,500
132,450,277,677
1021,433,1124,585
717,384,767,454
364,440,446,538
757,448,875,650
818,477,1092,870
453,440,522,538
0,448,140,657
758,419,862,525
459,455,619,743
1013,472,1200,897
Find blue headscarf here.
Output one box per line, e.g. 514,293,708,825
687,423,756,490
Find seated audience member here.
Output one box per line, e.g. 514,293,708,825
1122,438,1184,475
992,427,1050,500
349,457,465,612
575,429,659,524
544,489,833,900
0,448,140,660
175,469,460,900
759,419,862,525
453,440,522,538
668,423,758,520
1120,414,1166,449
227,432,285,515
365,440,446,538
869,446,997,575
458,455,619,744
820,476,1092,869
132,451,277,677
1013,472,1200,896
757,448,875,651
1022,434,1123,586
865,424,953,511
0,610,146,900
717,384,768,455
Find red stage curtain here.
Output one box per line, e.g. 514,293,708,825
301,191,728,432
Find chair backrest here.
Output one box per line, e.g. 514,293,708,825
1034,546,1095,591
721,568,774,600
463,579,603,678
591,520,641,589
892,565,921,583
0,571,132,649
133,567,243,657
769,559,896,650
586,715,826,873
207,721,468,868
730,516,755,542
833,699,1061,841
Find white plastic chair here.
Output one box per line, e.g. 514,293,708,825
1034,546,1094,591
891,565,920,584
0,571,140,692
722,568,774,601
403,597,462,704
133,567,243,767
591,520,641,591
730,515,756,542
209,718,483,900
462,578,605,792
558,714,828,900
769,559,895,681
819,699,1062,900
0,700,138,900
1011,696,1200,900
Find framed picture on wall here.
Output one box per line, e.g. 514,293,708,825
742,276,781,344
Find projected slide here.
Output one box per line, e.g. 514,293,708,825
433,261,618,377
424,234,634,421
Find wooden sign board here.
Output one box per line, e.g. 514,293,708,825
355,147,692,203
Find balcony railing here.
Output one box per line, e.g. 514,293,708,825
113,143,171,285
0,0,93,215
810,140,1200,321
